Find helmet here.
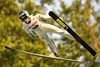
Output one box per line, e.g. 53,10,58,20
18,10,30,21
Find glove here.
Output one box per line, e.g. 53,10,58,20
31,35,37,40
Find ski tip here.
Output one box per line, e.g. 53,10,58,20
4,46,15,51
5,46,10,49
49,11,53,13
48,11,58,20
48,11,53,15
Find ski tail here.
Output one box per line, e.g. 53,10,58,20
5,46,16,51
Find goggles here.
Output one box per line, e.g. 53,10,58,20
19,14,28,21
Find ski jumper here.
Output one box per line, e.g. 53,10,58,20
22,14,74,55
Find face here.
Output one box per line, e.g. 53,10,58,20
24,18,31,24
20,14,31,24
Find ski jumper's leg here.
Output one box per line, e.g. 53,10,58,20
34,30,58,55
41,23,74,40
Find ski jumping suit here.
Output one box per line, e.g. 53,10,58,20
22,14,74,55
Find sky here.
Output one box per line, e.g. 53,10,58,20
32,0,74,14
33,0,100,14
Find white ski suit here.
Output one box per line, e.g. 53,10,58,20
22,14,74,55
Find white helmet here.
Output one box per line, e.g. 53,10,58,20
18,10,30,21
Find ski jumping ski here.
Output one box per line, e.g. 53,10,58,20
5,46,81,63
49,11,96,56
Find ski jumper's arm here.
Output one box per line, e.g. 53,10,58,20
22,25,37,40
36,14,52,19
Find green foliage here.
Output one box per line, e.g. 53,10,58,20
0,0,100,67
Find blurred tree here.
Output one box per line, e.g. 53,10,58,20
0,0,100,67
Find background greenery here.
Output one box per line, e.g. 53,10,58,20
0,0,100,67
